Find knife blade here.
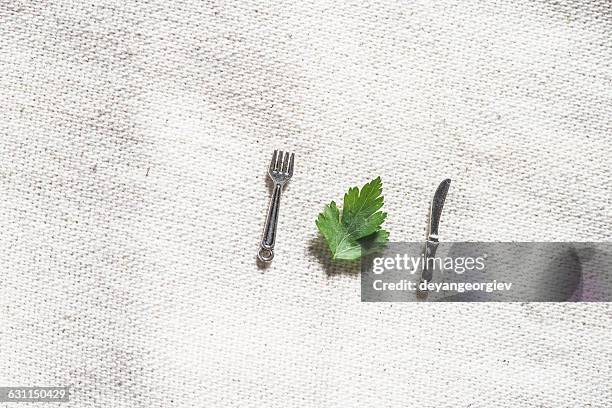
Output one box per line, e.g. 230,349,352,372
428,178,451,242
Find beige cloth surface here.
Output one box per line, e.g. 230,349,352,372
0,0,611,406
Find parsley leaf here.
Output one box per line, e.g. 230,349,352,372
316,201,362,260
316,177,389,261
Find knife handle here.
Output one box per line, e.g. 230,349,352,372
421,239,439,283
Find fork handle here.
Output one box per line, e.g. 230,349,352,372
258,183,283,262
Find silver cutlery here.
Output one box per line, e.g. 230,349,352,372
420,179,451,284
258,150,295,262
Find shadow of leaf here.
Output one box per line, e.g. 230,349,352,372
308,235,360,277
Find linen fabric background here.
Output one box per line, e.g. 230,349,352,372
1,0,611,407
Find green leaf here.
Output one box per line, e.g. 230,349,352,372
315,201,361,260
342,176,387,239
316,177,389,261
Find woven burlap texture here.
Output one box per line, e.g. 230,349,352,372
1,0,611,407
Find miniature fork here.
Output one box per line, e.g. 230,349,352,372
258,150,295,262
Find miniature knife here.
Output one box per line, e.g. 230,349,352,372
421,179,451,283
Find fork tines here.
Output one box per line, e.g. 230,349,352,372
270,150,294,176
